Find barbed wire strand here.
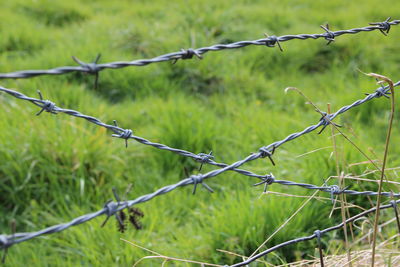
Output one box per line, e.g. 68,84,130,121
228,199,400,267
1,80,399,185
0,18,398,79
255,175,400,199
0,86,270,181
0,163,398,253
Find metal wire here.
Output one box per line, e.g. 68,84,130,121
229,199,400,267
258,176,400,198
0,18,398,79
1,80,399,185
0,171,400,254
1,17,399,265
0,81,399,253
0,85,269,181
0,167,398,251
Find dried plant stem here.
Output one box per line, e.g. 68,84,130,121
121,238,222,267
286,87,385,177
249,180,327,258
368,73,395,267
286,87,378,207
328,103,352,266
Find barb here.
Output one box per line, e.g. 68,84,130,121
197,151,214,171
314,230,325,267
391,200,400,233
72,54,101,89
320,24,335,45
0,19,398,79
369,17,392,36
229,199,400,267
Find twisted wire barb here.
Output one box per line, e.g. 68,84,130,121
0,19,398,79
229,199,400,267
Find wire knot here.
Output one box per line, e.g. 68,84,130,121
253,173,275,192
320,24,335,45
119,129,133,139
259,146,276,166
72,54,102,74
319,112,333,126
0,235,10,250
183,48,202,60
374,84,390,98
197,151,214,163
328,185,349,204
370,17,391,36
264,34,283,52
314,230,325,266
101,187,125,228
41,100,56,113
111,121,133,148
318,112,341,134
36,91,57,116
190,174,214,195
197,151,214,171
104,201,119,218
314,229,322,240
72,54,102,89
173,48,203,64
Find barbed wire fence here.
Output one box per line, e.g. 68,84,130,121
0,17,399,266
0,18,398,89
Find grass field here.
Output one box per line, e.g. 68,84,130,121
1,0,400,266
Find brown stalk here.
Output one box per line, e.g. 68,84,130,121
286,87,378,207
366,73,395,267
328,103,352,266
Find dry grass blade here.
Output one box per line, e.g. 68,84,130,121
330,174,400,186
121,239,222,267
329,103,352,266
285,87,385,177
249,178,331,258
264,190,366,210
365,73,396,267
216,249,271,265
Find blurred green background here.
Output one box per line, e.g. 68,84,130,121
1,0,400,266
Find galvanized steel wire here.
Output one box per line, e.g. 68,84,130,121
1,80,399,183
0,18,398,79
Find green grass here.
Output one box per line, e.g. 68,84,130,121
1,0,400,266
